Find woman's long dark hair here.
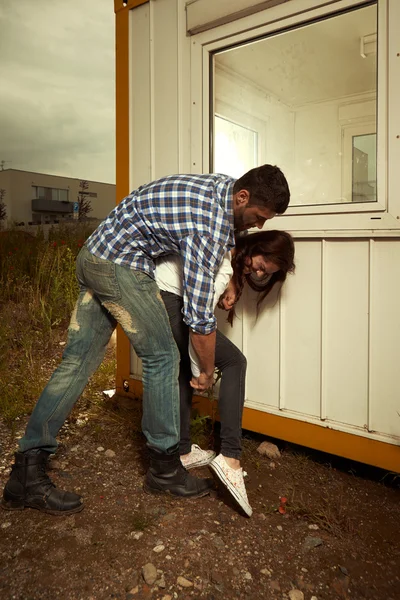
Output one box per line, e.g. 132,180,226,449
227,230,295,324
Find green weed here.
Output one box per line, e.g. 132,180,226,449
0,225,97,426
130,512,155,531
190,412,212,448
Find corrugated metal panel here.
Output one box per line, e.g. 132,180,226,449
152,1,180,178
243,283,281,409
322,240,369,427
369,239,400,439
130,3,152,188
129,3,150,379
280,240,322,417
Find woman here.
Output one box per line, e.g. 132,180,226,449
155,230,295,516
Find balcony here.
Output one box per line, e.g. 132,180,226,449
32,198,74,214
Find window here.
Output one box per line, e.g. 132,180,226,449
32,186,69,202
190,0,400,230
212,3,377,208
34,186,45,199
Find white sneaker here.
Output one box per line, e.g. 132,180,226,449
209,454,252,517
180,444,216,470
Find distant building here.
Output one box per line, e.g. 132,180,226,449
0,169,116,226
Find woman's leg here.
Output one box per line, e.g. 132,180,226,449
215,330,247,460
211,332,252,516
160,291,194,455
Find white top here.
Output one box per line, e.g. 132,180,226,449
155,252,233,376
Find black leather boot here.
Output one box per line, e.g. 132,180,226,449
1,450,83,515
144,444,214,498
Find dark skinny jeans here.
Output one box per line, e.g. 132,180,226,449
161,291,247,459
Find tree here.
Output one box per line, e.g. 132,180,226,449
0,188,7,228
77,180,93,221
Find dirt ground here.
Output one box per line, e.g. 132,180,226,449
0,345,400,600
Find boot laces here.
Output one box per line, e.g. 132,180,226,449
179,462,189,483
36,462,56,492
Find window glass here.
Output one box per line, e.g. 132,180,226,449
352,133,376,202
36,186,45,199
214,115,258,178
212,3,377,206
59,189,68,201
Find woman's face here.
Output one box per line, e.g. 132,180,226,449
244,254,280,279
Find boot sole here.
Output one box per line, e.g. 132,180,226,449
143,482,211,499
1,498,84,516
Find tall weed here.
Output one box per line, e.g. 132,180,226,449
0,224,97,422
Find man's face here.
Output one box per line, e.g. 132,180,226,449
233,189,276,231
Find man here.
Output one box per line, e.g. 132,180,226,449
1,164,290,515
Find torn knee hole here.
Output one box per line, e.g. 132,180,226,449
68,290,94,331
103,302,137,334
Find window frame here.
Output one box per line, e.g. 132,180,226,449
190,0,400,235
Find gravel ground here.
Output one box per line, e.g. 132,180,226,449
0,401,399,600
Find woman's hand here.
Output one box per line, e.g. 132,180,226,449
217,279,237,311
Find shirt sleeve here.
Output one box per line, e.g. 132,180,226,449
213,251,233,306
180,234,226,334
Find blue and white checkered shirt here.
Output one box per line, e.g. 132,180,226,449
86,173,236,334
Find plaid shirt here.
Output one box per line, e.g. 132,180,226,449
86,173,236,334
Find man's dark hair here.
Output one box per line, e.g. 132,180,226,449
233,164,290,214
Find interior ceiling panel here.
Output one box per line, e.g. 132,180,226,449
215,4,377,106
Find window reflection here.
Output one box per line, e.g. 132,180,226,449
352,134,376,202
214,115,258,178
212,3,377,206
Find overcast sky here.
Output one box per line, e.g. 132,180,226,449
0,0,115,183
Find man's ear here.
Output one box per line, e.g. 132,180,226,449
234,189,250,207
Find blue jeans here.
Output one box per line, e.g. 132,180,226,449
19,245,180,454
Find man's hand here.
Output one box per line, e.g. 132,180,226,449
190,371,215,391
190,330,216,387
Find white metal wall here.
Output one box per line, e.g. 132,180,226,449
129,0,191,377
223,238,400,445
128,0,400,448
130,233,400,444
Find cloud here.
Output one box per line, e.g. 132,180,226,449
0,0,115,183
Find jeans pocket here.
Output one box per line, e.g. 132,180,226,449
81,253,122,301
133,270,157,288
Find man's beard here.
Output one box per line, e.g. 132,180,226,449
233,211,245,233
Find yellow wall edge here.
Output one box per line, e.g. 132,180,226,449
115,2,133,391
117,379,400,473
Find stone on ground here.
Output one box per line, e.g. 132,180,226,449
256,441,281,459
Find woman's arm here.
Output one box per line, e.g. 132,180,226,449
188,252,232,378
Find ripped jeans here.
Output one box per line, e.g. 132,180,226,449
19,245,180,454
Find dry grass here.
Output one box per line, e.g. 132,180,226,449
282,485,357,537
